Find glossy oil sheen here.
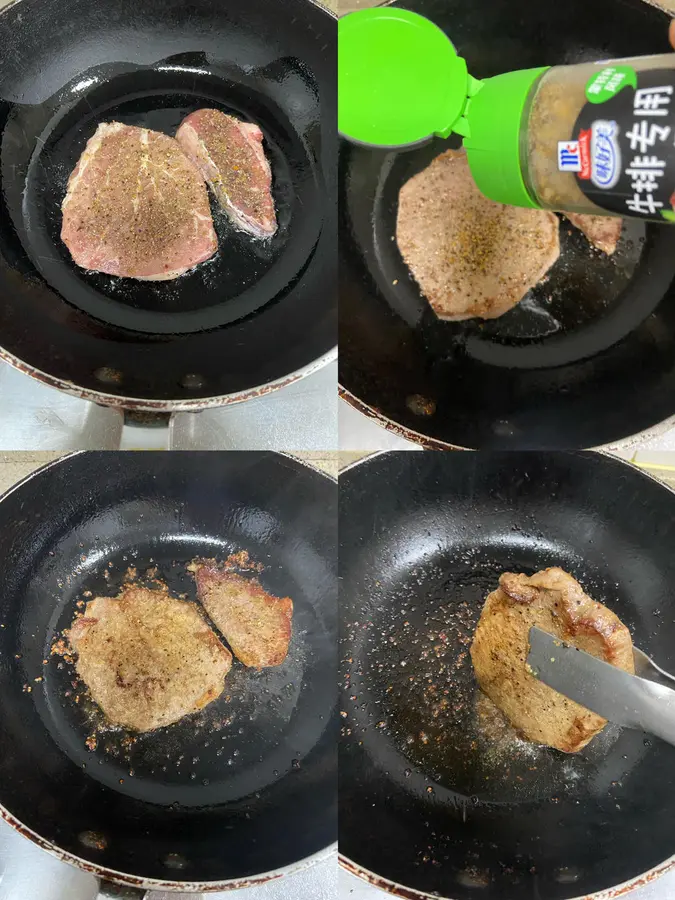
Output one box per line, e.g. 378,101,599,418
0,0,336,402
340,452,675,900
0,452,337,883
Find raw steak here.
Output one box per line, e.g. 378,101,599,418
470,568,634,753
67,584,232,732
191,562,292,668
61,122,217,279
563,212,623,255
175,109,277,238
396,150,561,320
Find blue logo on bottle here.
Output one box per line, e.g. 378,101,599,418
590,120,621,189
558,141,582,172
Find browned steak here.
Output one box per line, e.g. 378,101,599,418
563,212,623,255
61,122,217,279
470,568,634,753
191,562,292,668
175,109,277,238
67,584,232,732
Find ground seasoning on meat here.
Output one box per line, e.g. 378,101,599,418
61,123,216,278
175,109,276,237
396,150,560,320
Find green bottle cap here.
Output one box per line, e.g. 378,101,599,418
338,7,549,209
463,67,549,209
338,8,475,147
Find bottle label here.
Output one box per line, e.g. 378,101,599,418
566,66,675,222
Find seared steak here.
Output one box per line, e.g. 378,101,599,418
176,109,277,238
470,568,634,752
396,150,560,320
61,122,217,279
191,563,292,668
563,212,623,255
67,585,232,732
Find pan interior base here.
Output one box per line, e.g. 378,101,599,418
8,57,322,334
38,541,317,809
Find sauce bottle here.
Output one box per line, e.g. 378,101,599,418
338,8,675,223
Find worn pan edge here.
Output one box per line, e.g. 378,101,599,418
338,386,469,451
0,346,337,413
338,383,675,452
0,800,337,892
339,851,675,900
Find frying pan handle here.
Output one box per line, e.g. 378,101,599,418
96,883,202,899
118,409,207,449
123,410,172,430
96,885,147,899
168,411,213,450
85,407,172,448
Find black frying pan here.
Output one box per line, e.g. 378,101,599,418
339,451,675,899
0,0,336,409
0,451,337,891
339,0,675,449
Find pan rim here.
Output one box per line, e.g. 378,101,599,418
338,450,675,900
0,345,336,412
338,448,390,476
307,0,337,18
283,450,338,483
0,0,339,20
0,0,337,412
0,449,87,506
0,449,339,506
338,386,468,450
339,852,675,900
337,446,675,489
0,797,337,891
338,383,675,452
0,448,338,888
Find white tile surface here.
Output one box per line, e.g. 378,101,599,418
0,360,337,451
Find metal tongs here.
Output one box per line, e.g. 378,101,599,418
527,626,675,748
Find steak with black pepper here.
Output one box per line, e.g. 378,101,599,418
396,150,560,320
176,109,277,238
191,562,292,668
61,122,217,279
563,212,623,255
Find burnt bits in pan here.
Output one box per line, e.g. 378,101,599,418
343,554,625,809
0,452,337,882
5,54,324,334
339,452,675,900
38,547,318,808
